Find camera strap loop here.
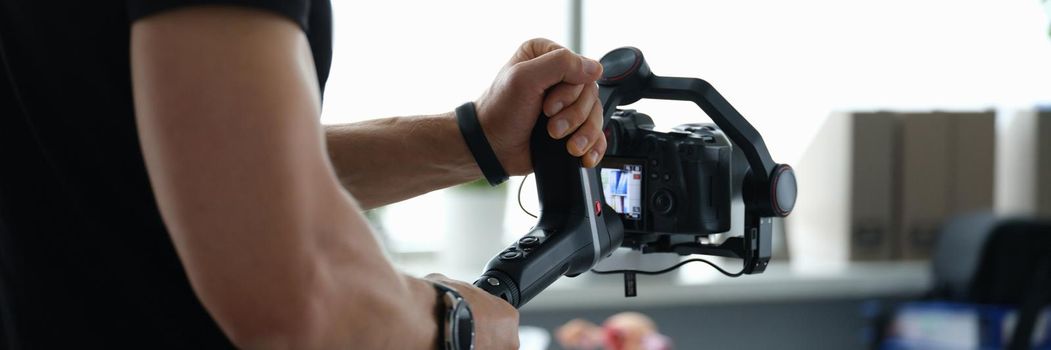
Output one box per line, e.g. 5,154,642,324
456,102,509,186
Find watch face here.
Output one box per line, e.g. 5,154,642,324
453,303,474,349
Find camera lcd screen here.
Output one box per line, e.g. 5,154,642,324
600,163,643,220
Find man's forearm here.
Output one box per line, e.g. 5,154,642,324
325,112,483,209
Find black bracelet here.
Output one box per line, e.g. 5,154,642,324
455,102,509,186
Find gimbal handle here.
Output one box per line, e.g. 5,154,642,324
597,47,797,273
472,78,623,309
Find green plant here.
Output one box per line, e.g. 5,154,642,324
1045,0,1051,38
454,178,507,192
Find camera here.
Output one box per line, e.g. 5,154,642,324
600,110,733,241
475,47,796,308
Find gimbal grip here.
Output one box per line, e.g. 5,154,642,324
473,112,622,308
471,114,577,308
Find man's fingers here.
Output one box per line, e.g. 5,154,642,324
547,83,597,140
565,99,604,158
509,38,563,64
585,122,608,168
512,48,602,90
543,83,585,117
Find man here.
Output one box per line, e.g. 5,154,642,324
0,1,606,348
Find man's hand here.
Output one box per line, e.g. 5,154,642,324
323,38,605,208
425,274,520,349
476,38,606,174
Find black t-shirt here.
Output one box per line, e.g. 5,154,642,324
0,1,331,347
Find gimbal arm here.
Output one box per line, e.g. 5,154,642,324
643,77,777,183
597,47,795,274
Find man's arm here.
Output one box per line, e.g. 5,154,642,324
131,6,516,348
327,39,607,209
325,113,480,210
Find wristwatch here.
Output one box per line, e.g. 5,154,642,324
431,282,475,350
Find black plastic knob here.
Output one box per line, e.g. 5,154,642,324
770,164,797,217
652,190,675,215
518,236,540,250
500,250,524,260
599,47,652,84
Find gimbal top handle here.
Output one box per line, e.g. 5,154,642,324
597,47,797,218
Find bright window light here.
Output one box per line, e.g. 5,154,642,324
321,1,569,252
583,0,1051,165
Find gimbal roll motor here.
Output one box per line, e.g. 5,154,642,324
474,47,797,308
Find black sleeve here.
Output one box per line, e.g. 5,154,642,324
126,0,311,30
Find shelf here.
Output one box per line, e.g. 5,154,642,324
397,258,932,312
520,261,931,311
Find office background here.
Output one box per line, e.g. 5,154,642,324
319,1,1051,349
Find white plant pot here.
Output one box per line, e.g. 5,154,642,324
442,189,508,278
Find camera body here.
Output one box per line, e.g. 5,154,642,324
601,109,733,241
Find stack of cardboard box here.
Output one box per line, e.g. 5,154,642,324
849,111,995,261
1037,108,1051,218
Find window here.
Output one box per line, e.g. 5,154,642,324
583,0,1051,164
321,1,570,253
584,1,1051,266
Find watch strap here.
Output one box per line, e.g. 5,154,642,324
456,102,509,186
432,283,448,350
431,282,471,350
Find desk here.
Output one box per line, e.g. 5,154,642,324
399,259,930,349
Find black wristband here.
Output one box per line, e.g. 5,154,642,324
456,102,509,186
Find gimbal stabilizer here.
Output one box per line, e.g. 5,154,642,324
474,47,797,308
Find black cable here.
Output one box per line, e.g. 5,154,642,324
590,258,745,277
517,174,537,218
